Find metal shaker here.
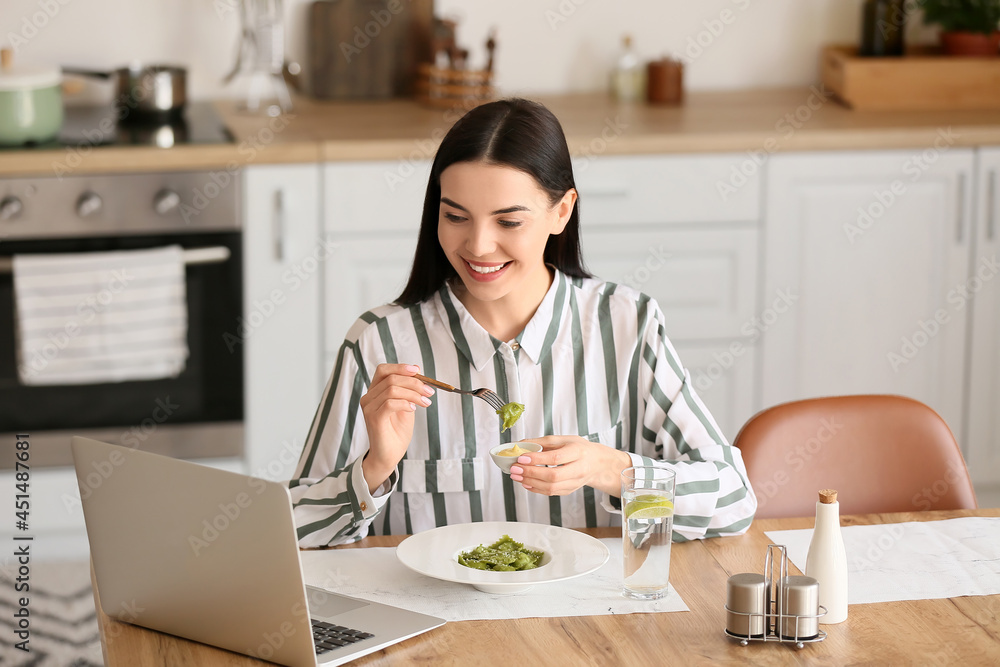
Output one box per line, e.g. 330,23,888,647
726,573,766,638
778,575,820,640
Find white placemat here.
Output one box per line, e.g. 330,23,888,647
300,538,688,621
766,517,1000,604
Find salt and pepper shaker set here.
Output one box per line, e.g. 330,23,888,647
725,489,848,649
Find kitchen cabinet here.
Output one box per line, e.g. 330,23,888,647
243,164,323,481
324,154,763,441
580,227,758,341
967,148,1000,485
761,149,975,446
573,154,760,225
323,234,416,374
322,160,430,362
575,154,762,440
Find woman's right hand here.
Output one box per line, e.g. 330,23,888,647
359,363,434,492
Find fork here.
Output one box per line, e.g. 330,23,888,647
413,373,506,412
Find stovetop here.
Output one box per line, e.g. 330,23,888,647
2,102,233,151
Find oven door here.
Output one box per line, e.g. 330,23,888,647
0,231,243,468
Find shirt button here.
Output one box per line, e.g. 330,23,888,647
510,342,520,351
360,501,368,512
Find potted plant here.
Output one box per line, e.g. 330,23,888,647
917,0,1000,55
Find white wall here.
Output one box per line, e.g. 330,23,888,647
5,0,937,101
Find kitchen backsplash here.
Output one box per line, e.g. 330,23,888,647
5,0,937,100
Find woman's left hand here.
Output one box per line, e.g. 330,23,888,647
508,436,633,497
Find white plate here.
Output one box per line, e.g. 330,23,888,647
395,521,610,594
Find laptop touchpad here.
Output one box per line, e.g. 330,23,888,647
305,585,370,618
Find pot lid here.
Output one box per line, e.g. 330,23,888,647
0,64,62,91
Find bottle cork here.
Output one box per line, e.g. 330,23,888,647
819,489,838,504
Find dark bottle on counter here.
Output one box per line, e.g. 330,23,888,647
860,0,906,57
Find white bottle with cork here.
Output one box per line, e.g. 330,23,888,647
805,488,848,624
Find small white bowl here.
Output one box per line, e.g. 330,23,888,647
489,441,543,474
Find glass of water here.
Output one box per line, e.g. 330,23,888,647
620,466,676,600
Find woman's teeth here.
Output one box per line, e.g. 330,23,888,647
469,262,507,274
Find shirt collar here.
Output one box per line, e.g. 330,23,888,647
433,282,499,372
516,267,569,365
433,268,572,371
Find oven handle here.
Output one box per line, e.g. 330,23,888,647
0,246,230,273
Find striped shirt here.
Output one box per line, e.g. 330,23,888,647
290,269,757,547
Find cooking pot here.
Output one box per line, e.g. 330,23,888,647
63,63,187,123
0,51,63,146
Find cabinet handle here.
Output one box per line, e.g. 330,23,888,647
273,189,285,262
956,173,967,244
988,170,997,242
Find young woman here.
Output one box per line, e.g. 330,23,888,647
290,98,756,547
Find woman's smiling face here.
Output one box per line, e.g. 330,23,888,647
437,161,575,314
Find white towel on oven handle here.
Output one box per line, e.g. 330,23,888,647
12,245,189,386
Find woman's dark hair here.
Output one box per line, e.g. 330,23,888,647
395,98,589,305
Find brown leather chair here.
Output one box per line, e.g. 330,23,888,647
734,395,978,519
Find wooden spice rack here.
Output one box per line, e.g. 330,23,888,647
822,44,1000,111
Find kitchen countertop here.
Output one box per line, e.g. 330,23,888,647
3,88,1000,177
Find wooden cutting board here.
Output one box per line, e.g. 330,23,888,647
308,0,434,100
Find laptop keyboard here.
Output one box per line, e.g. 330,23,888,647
312,619,374,655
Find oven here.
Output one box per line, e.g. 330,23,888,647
0,169,243,469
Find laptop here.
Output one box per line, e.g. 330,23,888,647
71,436,444,666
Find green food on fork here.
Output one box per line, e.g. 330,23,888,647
414,373,524,431
496,402,525,432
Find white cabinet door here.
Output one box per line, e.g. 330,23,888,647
762,149,975,443
243,165,322,480
574,154,760,225
322,160,427,361
967,148,1000,484
582,227,759,341
324,160,431,233
324,233,418,355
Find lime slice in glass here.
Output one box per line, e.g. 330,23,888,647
625,494,674,519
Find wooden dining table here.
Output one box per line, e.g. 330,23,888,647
92,508,1000,665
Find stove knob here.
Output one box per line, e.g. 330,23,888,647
76,191,103,218
153,189,181,216
0,196,22,221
